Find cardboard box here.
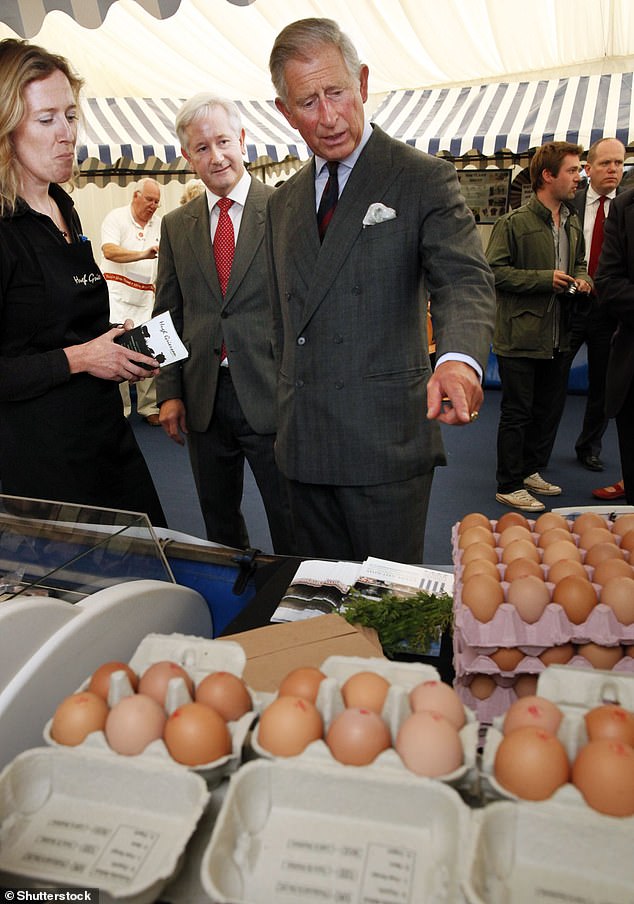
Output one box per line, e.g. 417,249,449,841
220,613,384,691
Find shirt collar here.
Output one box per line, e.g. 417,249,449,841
314,119,373,176
206,168,251,212
586,184,617,205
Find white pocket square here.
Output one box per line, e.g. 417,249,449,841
362,202,397,227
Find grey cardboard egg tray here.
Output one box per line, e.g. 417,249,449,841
248,655,482,798
43,632,257,785
479,665,634,804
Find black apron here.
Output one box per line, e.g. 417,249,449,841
0,239,166,526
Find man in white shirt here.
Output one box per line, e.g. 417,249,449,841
100,178,162,424
567,137,625,471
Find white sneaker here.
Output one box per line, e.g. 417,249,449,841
495,489,546,512
523,472,562,496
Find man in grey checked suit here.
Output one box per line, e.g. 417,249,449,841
154,94,294,554
266,18,495,564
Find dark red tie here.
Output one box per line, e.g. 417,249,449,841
214,197,234,362
588,195,606,278
317,161,339,241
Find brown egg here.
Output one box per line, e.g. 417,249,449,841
503,695,563,736
490,647,525,671
494,726,569,800
325,707,391,765
576,642,623,669
547,558,588,584
461,573,505,622
534,512,570,534
579,526,616,550
584,541,623,568
537,527,575,549
501,538,541,565
164,701,231,766
462,558,501,583
552,575,597,623
611,514,634,537
600,575,634,624
585,704,634,747
539,643,575,666
626,644,634,658
461,541,499,566
498,525,534,548
257,695,323,757
592,557,633,585
458,512,492,534
195,671,252,721
395,711,463,777
138,660,194,706
88,661,138,701
573,512,608,535
105,694,166,756
458,525,496,548
408,679,466,729
514,674,539,697
572,739,634,817
50,691,109,746
278,666,327,703
503,557,543,582
507,575,550,623
619,529,634,555
496,511,531,533
542,540,583,567
341,671,390,713
469,674,497,699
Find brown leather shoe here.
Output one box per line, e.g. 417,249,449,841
144,414,161,426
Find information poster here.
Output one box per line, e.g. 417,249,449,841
457,169,511,223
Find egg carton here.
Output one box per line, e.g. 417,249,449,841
0,746,209,904
454,675,519,726
43,632,258,786
479,666,634,803
462,798,634,904
248,657,481,798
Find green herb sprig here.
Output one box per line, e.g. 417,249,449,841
341,588,453,657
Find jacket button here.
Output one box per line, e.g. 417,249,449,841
334,334,343,344
335,380,344,390
297,336,306,346
221,311,228,319
351,286,361,295
295,379,304,389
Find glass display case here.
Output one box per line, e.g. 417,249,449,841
0,494,174,604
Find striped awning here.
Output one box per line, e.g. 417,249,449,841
372,73,634,157
78,96,310,167
1,0,183,37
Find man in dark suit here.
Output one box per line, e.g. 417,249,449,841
266,18,495,564
154,94,294,554
595,186,634,505
567,137,625,472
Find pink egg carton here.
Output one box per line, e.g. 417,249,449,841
454,675,517,725
453,641,634,678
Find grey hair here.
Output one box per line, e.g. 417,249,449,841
134,177,160,196
269,18,362,103
175,93,243,152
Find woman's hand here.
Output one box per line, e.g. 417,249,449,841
64,321,160,382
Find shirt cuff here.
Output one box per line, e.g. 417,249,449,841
435,352,483,383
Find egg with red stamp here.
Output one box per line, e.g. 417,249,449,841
408,679,466,729
494,726,569,800
138,660,194,706
325,707,391,765
395,710,463,777
257,695,323,757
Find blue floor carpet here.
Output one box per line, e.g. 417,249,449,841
131,387,624,567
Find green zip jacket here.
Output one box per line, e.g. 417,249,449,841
486,195,591,359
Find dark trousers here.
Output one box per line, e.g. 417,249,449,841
286,471,434,565
187,370,295,554
616,378,634,505
496,353,567,493
557,300,616,458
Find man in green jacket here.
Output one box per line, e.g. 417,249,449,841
487,141,592,512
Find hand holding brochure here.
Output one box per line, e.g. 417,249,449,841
115,311,188,369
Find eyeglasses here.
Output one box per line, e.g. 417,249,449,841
141,195,160,206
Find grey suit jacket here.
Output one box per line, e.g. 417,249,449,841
266,125,495,486
154,176,276,434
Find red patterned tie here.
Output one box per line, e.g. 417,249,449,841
214,197,234,362
588,195,606,278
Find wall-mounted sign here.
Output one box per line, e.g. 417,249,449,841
456,169,512,223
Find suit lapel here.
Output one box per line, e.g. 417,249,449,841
223,176,265,308
185,195,222,300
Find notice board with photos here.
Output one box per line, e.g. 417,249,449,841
457,169,512,223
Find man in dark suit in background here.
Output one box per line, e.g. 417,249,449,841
595,186,634,505
266,18,495,564
566,137,625,472
154,94,294,554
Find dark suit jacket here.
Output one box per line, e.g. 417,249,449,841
595,186,634,417
154,176,276,434
266,125,495,486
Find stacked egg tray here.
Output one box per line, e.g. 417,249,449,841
451,512,634,724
